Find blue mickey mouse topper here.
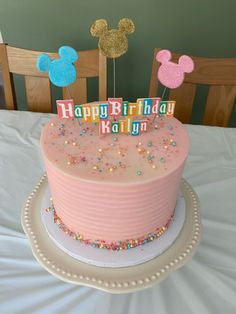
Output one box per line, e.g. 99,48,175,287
36,46,78,87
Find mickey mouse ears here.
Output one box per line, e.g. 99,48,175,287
37,46,78,87
90,18,135,58
156,49,194,89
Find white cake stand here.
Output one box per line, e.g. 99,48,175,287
21,174,201,294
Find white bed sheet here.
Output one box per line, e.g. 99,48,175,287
0,110,236,314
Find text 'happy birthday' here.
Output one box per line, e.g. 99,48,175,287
56,98,175,135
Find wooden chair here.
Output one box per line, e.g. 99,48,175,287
0,43,107,112
149,48,236,127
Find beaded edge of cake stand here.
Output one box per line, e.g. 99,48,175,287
22,173,201,292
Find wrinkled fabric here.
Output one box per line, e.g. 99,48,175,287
0,110,236,314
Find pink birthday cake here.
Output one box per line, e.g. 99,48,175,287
40,99,189,250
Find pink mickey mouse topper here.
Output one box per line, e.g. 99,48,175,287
156,50,194,89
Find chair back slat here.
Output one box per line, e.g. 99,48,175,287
148,49,160,97
168,52,236,85
7,46,46,77
169,83,197,124
25,76,52,112
98,51,107,101
63,78,87,104
0,44,16,109
203,85,236,126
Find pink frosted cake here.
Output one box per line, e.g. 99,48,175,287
41,113,189,250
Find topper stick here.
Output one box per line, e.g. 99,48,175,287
66,86,81,126
161,86,167,99
66,85,72,99
113,58,116,98
112,58,117,123
152,86,167,124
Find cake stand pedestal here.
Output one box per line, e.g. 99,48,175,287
21,174,201,294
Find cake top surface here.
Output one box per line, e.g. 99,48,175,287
41,115,189,184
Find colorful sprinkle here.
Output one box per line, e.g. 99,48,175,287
137,170,142,176
160,157,166,163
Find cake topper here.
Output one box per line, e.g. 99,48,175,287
56,97,175,135
36,46,78,87
156,49,194,89
91,18,135,97
90,18,135,59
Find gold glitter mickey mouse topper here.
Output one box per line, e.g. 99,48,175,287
90,18,135,58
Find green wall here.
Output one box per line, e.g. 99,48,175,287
0,0,236,125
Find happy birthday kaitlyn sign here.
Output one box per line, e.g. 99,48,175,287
56,98,175,136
